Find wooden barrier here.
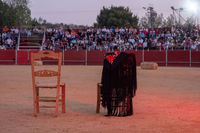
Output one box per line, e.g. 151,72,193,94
167,50,190,67
87,50,105,65
191,51,200,67
0,50,15,65
17,50,29,65
144,50,166,66
64,50,85,65
0,50,200,67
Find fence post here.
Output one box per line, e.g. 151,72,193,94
62,49,65,65
42,31,46,46
15,50,18,65
15,32,20,65
165,49,168,66
189,48,191,67
27,49,30,65
142,48,144,62
17,32,20,50
85,49,88,65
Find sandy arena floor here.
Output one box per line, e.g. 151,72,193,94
0,65,200,133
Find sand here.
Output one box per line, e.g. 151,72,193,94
0,65,200,133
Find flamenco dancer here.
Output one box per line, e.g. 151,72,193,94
101,49,137,116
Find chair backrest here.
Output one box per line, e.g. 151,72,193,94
31,50,62,87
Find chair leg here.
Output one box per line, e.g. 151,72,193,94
55,86,60,117
34,101,38,117
33,87,38,117
96,83,101,113
36,87,39,113
61,84,66,113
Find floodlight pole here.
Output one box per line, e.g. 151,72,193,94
143,6,155,28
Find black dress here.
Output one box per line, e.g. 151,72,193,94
101,52,137,116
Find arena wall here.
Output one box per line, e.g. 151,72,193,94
0,50,15,65
0,50,200,67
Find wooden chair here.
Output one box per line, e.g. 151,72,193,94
96,83,102,113
31,50,66,117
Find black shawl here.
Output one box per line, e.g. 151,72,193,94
101,52,137,116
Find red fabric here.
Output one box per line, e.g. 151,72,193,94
106,55,114,63
115,51,120,55
106,51,121,64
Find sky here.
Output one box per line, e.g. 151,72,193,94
29,0,200,26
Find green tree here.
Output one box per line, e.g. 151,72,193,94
29,17,39,26
8,0,31,25
96,6,138,27
0,0,31,26
0,0,13,26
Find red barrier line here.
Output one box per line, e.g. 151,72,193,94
0,60,15,62
191,62,200,64
1,50,200,66
167,61,190,63
41,60,85,63
64,60,85,63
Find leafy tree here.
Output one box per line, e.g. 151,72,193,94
0,0,13,26
29,17,39,26
96,6,139,27
0,0,31,26
8,0,31,25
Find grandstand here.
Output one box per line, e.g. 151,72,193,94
1,0,200,132
0,26,200,66
17,28,44,50
18,31,43,50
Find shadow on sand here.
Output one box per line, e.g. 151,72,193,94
67,100,105,115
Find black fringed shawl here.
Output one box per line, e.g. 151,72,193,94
101,52,137,116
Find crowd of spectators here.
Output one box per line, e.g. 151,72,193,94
0,26,44,50
0,26,19,50
1,25,200,51
42,25,200,51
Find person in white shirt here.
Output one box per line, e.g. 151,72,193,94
5,37,13,48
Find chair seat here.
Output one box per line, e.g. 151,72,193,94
36,82,65,88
